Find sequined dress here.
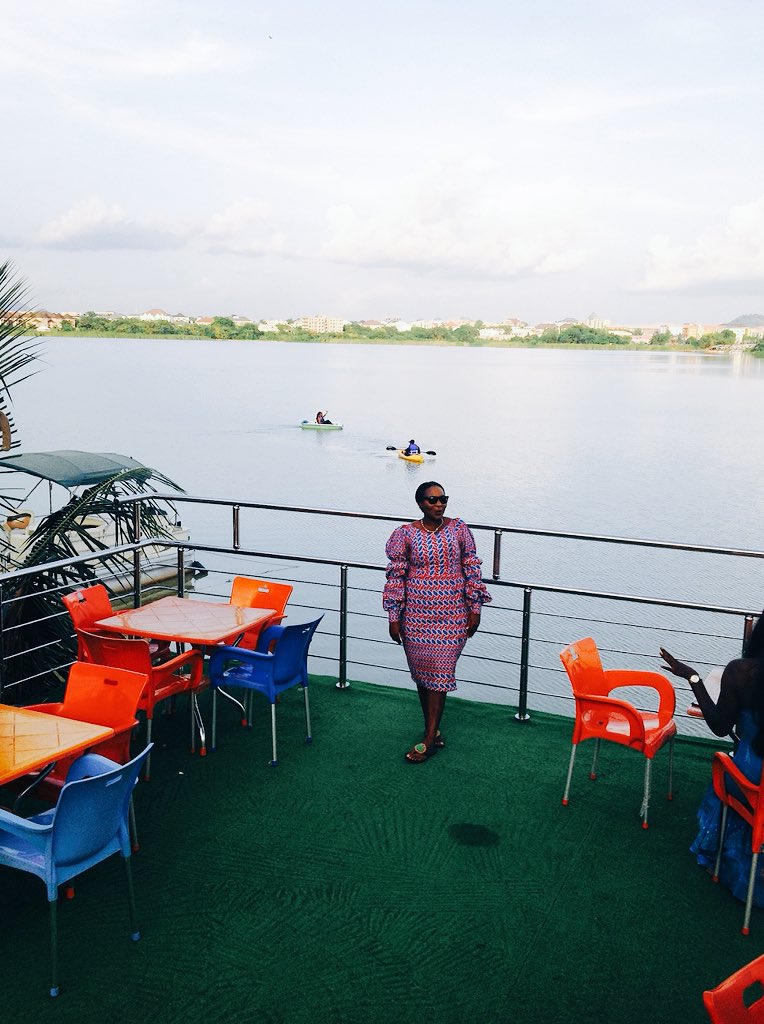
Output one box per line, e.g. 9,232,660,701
383,518,492,692
691,709,764,905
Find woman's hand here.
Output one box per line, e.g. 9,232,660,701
467,612,481,638
659,647,694,681
389,621,402,644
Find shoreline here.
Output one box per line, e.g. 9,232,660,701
33,331,756,354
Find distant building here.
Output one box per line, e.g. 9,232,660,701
293,315,347,334
478,328,505,340
27,311,76,330
138,308,171,321
585,313,610,329
258,320,288,333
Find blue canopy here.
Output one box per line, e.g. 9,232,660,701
0,451,149,488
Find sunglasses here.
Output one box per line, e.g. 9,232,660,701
423,495,449,505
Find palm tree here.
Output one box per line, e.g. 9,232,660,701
0,260,192,701
0,259,40,456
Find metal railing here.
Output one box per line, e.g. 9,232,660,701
1,495,760,726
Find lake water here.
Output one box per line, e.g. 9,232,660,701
10,337,764,727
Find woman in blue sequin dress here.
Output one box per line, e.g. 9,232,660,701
660,611,764,904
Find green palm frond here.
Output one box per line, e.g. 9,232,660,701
0,259,41,452
1,466,187,702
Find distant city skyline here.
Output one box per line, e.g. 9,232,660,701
3,1,764,323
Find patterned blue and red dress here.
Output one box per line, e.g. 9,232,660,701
383,518,492,692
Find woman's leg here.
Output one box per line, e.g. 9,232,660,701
423,689,446,746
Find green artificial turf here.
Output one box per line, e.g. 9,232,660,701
1,678,762,1024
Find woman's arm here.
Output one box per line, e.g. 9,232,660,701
660,648,741,736
458,522,492,636
383,527,408,639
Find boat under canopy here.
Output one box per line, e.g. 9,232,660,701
0,450,149,489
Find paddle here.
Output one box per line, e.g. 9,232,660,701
385,446,437,456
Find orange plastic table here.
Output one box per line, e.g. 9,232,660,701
0,704,114,785
95,596,278,646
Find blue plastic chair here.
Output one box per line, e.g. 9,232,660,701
209,616,323,765
0,744,152,997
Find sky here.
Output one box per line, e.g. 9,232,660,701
2,0,764,325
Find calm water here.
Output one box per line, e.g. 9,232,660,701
11,338,764,726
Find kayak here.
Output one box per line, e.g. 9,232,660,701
398,449,424,463
300,421,343,430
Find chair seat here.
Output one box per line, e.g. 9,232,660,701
580,707,676,755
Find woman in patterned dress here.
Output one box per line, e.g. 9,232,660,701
383,481,492,763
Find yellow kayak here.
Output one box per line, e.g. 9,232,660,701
398,449,424,464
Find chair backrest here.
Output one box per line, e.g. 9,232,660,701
78,630,153,676
62,585,113,631
230,577,293,616
61,662,148,730
704,953,764,1022
52,745,151,868
559,637,609,697
272,616,322,687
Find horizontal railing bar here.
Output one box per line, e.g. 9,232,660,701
119,493,764,560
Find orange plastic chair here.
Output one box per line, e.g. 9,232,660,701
62,585,172,663
229,577,293,650
704,953,764,1021
23,661,148,785
711,753,764,935
62,585,113,659
559,637,677,828
78,630,204,779
22,661,149,850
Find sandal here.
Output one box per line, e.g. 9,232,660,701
405,742,437,764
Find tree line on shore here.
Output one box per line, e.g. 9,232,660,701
45,313,763,350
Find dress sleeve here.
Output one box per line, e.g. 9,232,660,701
383,526,409,622
458,521,492,613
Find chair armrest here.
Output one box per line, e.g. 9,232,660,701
712,751,758,804
209,645,273,670
22,703,64,715
255,624,285,653
0,805,53,837
604,669,676,723
577,693,647,745
64,752,121,784
155,647,203,685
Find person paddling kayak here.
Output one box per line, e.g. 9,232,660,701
404,439,420,455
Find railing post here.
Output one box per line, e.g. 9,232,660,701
336,564,349,690
744,614,754,652
132,546,142,608
132,500,141,543
0,584,5,701
131,502,142,607
232,505,240,550
492,529,502,581
177,547,186,598
515,587,532,722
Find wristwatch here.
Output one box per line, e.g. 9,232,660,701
688,673,701,685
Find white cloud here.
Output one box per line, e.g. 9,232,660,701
34,198,181,251
322,172,591,280
638,195,764,291
31,197,287,258
0,25,236,79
